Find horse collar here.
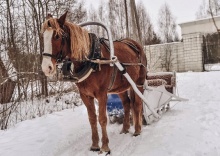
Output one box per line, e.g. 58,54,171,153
60,33,101,83
88,33,101,60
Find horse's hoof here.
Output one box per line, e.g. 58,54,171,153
133,132,141,136
98,150,111,155
90,146,100,152
120,129,129,134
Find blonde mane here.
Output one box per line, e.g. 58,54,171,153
41,18,90,60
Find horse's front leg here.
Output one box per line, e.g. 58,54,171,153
96,93,110,153
80,92,100,151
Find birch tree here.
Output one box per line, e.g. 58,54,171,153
196,0,220,19
158,3,177,71
158,3,178,43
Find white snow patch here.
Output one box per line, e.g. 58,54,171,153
205,63,220,71
0,72,220,156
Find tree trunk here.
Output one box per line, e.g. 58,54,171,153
132,0,142,44
130,0,141,44
0,58,16,104
124,0,129,38
28,0,48,96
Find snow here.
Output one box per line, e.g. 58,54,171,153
1,71,220,156
205,63,220,71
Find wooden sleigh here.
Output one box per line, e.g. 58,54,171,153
107,71,188,124
143,72,188,124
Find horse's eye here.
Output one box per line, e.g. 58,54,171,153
48,21,51,27
55,34,60,40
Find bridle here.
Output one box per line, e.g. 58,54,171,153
42,30,68,63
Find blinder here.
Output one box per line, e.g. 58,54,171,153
42,31,68,63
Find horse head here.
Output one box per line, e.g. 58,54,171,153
41,11,70,77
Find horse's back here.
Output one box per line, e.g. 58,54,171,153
114,38,147,67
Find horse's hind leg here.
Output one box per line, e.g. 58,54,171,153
96,93,110,152
130,87,143,136
79,93,100,151
118,91,131,134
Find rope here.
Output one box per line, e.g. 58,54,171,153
85,56,117,64
85,56,145,67
123,63,146,66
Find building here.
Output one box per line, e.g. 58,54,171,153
145,16,220,72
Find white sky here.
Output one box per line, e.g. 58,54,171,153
84,0,206,35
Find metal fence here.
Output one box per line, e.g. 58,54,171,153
203,33,220,64
203,33,220,71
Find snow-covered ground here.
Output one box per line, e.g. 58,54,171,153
0,71,220,156
205,63,220,71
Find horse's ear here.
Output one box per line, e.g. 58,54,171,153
58,11,68,26
46,14,53,20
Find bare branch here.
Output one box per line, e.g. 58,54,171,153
209,0,220,33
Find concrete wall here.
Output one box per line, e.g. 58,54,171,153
182,33,204,72
144,16,220,72
145,33,204,72
144,42,184,72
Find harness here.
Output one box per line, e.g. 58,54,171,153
59,33,101,83
96,38,146,91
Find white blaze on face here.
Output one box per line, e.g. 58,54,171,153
41,29,56,77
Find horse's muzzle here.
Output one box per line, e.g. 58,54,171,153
41,57,56,77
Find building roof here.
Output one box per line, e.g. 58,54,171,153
179,16,220,27
178,16,220,35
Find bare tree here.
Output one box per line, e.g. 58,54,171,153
158,3,178,43
108,0,127,40
88,1,108,37
0,57,16,104
196,0,220,19
209,0,220,16
0,0,18,104
124,0,129,38
88,5,100,35
98,1,105,37
136,1,160,45
130,0,142,44
209,0,220,32
196,0,209,19
161,45,174,71
0,0,88,101
157,3,178,71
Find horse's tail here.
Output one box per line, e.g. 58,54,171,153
129,86,143,127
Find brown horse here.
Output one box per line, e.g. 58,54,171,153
41,12,147,153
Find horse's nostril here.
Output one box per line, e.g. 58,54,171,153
49,66,52,71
